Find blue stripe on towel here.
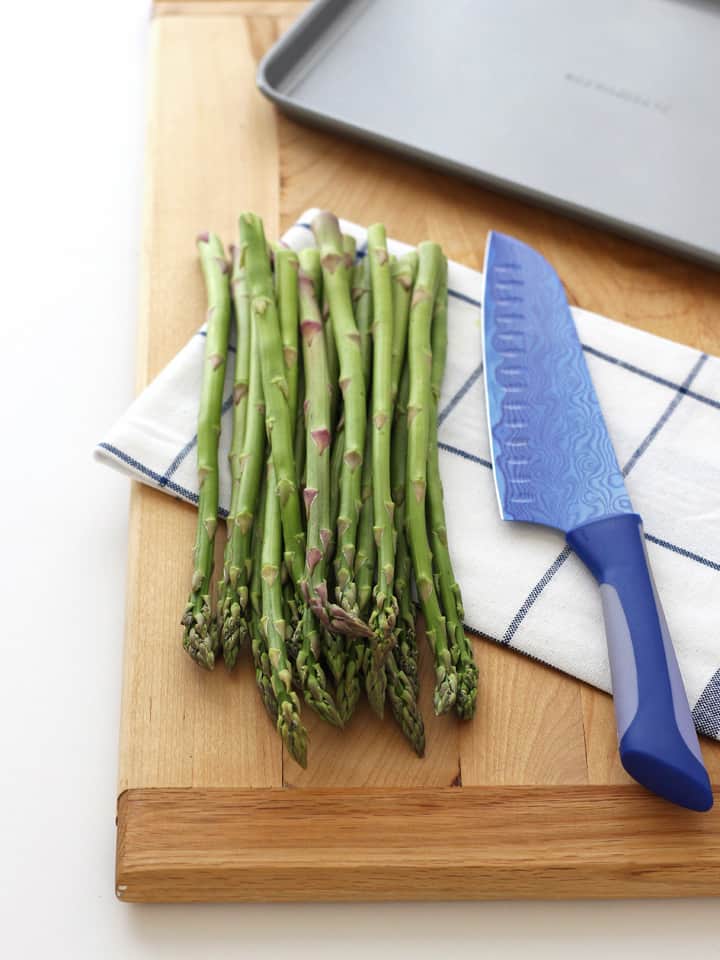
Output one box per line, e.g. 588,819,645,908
583,345,720,412
622,354,708,477
98,442,229,518
437,441,492,470
692,669,720,738
160,393,235,484
438,363,483,426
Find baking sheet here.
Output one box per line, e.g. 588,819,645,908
258,0,720,267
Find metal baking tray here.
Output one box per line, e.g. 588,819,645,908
257,0,720,267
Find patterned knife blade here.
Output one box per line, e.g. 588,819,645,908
482,231,632,531
481,232,712,812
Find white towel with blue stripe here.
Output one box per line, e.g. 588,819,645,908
95,210,720,741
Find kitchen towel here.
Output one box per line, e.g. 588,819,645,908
96,210,720,740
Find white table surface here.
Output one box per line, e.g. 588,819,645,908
2,1,718,956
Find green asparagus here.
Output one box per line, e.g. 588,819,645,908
217,243,251,668
312,211,373,640
391,367,419,696
182,213,471,759
217,240,266,668
406,242,457,714
352,254,373,389
274,246,300,429
261,460,308,767
386,651,425,756
365,223,398,716
428,258,478,719
240,213,305,597
390,251,419,403
182,232,231,670
248,477,276,718
295,249,343,720
337,426,374,724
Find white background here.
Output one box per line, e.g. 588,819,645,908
0,1,717,956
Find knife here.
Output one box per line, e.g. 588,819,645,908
481,232,713,812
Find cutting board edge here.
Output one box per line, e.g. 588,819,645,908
116,786,720,902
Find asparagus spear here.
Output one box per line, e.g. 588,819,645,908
355,375,425,751
274,247,300,429
335,243,375,721
365,223,398,716
294,249,343,723
355,427,376,619
240,213,305,599
386,651,426,756
299,247,345,684
327,419,344,567
181,232,231,670
283,576,302,677
406,242,457,714
391,366,419,697
387,266,425,751
312,211,373,640
217,246,266,668
342,233,357,274
217,244,252,668
428,258,478,719
389,257,421,695
337,425,374,724
261,459,308,768
321,270,340,432
352,254,373,389
248,477,276,718
390,251,419,403
293,354,306,490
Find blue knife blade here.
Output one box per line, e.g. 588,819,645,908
481,231,712,812
482,231,632,531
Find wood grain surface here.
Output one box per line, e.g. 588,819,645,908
117,0,720,900
117,787,720,902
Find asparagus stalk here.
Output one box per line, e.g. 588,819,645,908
321,278,340,431
355,427,375,618
335,244,376,721
342,233,357,275
365,223,398,716
352,254,373,388
406,242,457,714
355,374,425,752
261,459,308,768
293,362,306,489
274,246,300,429
390,251,419,403
217,244,252,668
312,211,373,639
428,258,478,719
248,477,276,718
283,576,302,676
391,366,420,696
294,250,343,721
337,425,374,723
388,252,421,701
386,651,426,756
217,245,266,668
240,213,305,597
181,232,231,670
386,273,425,751
327,420,344,567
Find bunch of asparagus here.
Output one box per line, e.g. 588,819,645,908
181,212,478,766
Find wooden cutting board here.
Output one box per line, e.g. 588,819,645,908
117,0,720,902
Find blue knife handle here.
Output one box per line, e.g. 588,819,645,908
567,513,713,812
